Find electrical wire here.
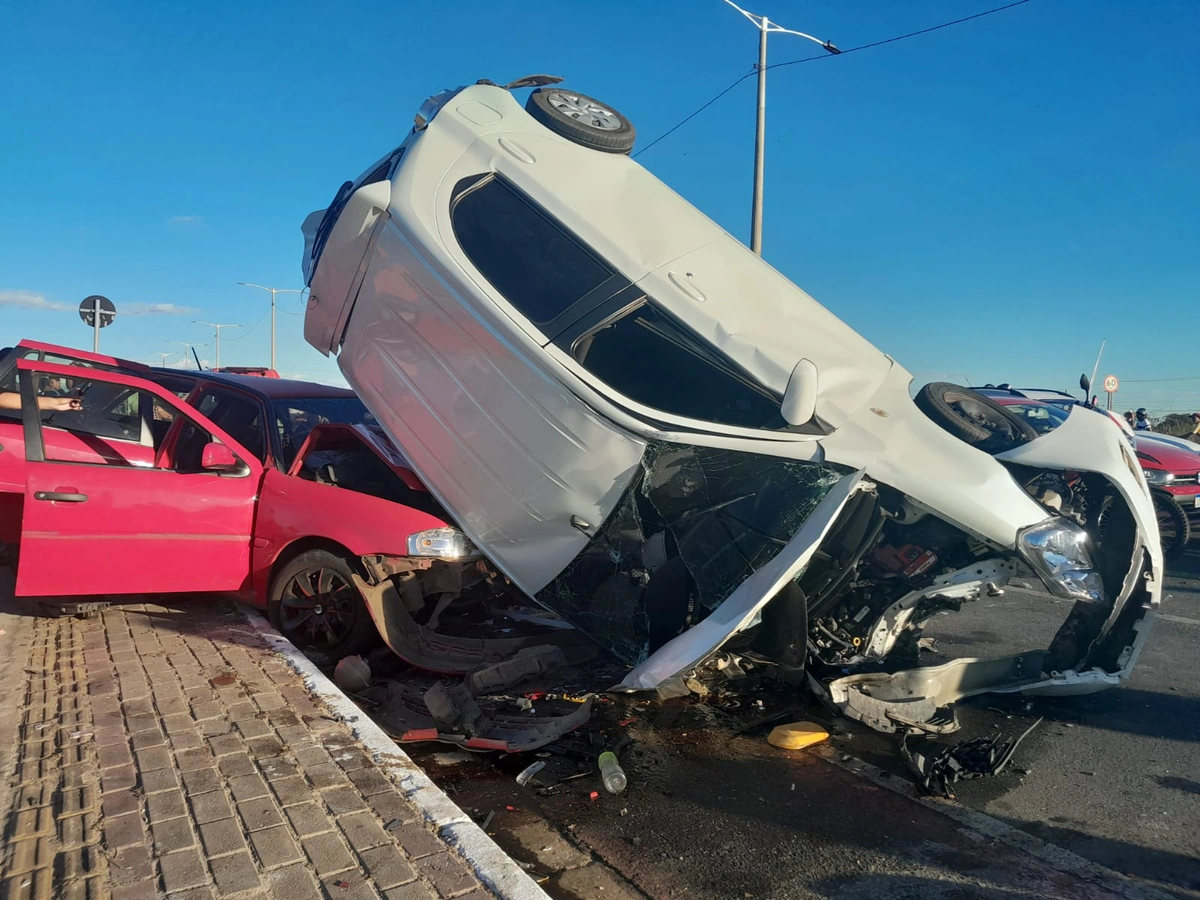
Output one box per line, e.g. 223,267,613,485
222,309,269,342
767,0,1033,71
1121,376,1200,384
634,70,757,158
634,0,1035,158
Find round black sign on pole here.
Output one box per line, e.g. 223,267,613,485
80,295,116,352
79,295,116,328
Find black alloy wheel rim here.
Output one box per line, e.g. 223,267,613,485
279,566,358,651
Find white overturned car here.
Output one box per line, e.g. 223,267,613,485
300,77,1160,732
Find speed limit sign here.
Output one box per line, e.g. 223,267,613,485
1103,374,1119,393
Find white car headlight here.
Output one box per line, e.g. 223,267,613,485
1017,519,1105,601
1142,468,1174,486
407,527,481,560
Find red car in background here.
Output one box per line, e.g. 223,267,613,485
1134,433,1200,516
0,341,574,669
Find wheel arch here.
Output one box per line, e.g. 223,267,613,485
265,536,370,602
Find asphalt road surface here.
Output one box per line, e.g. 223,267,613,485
406,546,1200,900
853,543,1200,898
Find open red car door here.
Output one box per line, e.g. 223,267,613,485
14,359,263,598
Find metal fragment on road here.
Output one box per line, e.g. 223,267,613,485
515,760,547,786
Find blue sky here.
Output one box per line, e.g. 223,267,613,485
1,0,1197,413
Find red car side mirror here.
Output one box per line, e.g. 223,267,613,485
201,442,240,472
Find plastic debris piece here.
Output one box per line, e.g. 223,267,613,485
902,717,1042,798
466,645,566,694
334,655,371,693
589,791,600,801
515,760,547,786
506,805,516,811
481,810,495,830
618,717,638,727
767,721,830,750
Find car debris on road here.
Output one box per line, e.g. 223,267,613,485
901,717,1043,799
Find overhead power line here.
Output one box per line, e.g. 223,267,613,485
767,0,1032,71
634,0,1034,158
223,309,269,341
1121,376,1200,384
635,72,757,157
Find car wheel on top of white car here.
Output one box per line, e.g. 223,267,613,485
525,88,636,154
915,382,1039,453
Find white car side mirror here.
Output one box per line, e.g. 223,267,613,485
781,358,819,426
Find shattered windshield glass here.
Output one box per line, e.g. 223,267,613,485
536,441,849,664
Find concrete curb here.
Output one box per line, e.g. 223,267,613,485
243,611,550,900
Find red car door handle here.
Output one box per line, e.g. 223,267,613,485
33,491,88,503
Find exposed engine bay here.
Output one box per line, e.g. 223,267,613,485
769,467,1146,734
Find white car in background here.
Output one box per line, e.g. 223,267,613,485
299,76,1160,733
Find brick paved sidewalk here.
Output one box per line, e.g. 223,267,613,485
0,597,500,900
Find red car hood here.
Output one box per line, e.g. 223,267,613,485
1134,435,1200,475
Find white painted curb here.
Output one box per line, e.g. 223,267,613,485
243,612,550,900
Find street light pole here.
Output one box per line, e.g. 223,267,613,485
151,352,175,368
752,19,768,256
166,341,206,369
193,322,240,370
722,0,839,256
237,283,304,372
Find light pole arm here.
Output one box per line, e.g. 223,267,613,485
720,0,838,50
721,0,840,255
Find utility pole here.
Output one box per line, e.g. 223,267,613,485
151,352,175,368
722,0,839,255
193,322,240,370
237,283,304,371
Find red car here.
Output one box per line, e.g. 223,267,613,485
1134,433,1200,516
0,340,567,666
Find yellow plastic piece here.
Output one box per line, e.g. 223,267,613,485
767,721,830,750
